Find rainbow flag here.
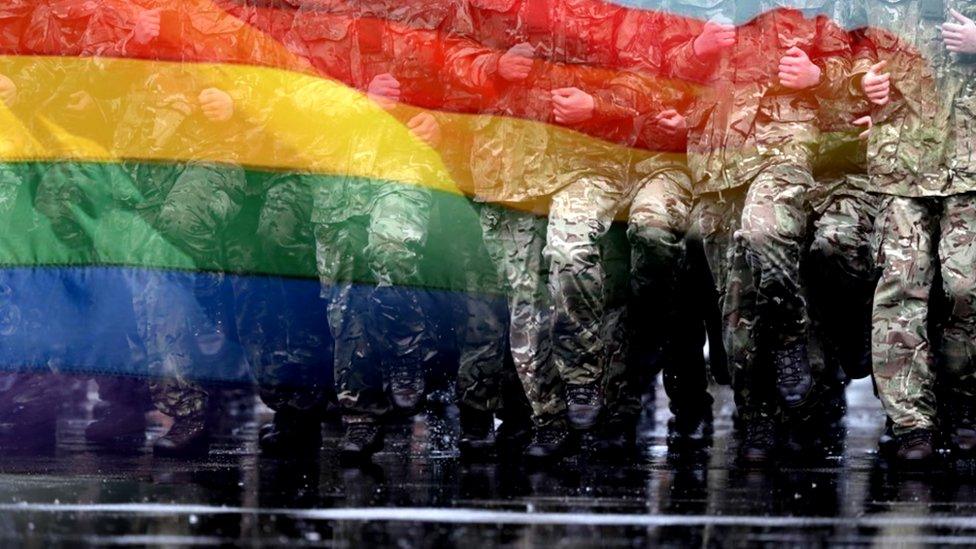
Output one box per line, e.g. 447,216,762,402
0,0,918,381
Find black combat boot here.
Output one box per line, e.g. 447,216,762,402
259,410,322,457
0,403,58,452
879,417,897,455
524,423,573,461
894,428,936,466
667,406,713,449
565,384,602,431
153,417,210,458
458,406,496,459
739,415,776,465
950,403,976,457
772,342,813,410
388,362,425,412
593,418,637,457
339,421,384,462
85,402,146,447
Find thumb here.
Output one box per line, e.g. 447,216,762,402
784,46,804,57
870,60,888,74
951,8,972,24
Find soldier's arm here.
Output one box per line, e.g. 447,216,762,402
808,15,853,101
661,12,726,83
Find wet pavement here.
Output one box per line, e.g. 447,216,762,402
1,379,976,547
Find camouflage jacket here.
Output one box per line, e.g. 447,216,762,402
447,0,638,204
851,0,976,197
666,0,852,195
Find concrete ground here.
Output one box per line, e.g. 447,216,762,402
0,378,974,547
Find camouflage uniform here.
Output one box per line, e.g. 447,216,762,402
107,0,279,421
14,1,157,418
294,0,468,424
807,15,878,382
452,0,636,427
666,0,850,421
850,0,976,434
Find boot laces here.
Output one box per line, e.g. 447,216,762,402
900,429,932,449
744,418,775,447
347,423,378,443
566,385,599,406
776,347,805,386
534,426,565,446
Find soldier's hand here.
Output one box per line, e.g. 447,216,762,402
551,87,595,124
693,17,735,59
66,90,93,111
853,115,873,140
0,75,16,108
498,42,534,82
133,8,162,45
861,61,890,106
199,88,234,122
367,73,401,109
943,9,976,54
407,112,441,147
654,109,687,138
778,47,821,90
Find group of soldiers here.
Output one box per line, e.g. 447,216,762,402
0,0,974,469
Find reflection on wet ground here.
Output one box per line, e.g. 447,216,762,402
1,379,976,546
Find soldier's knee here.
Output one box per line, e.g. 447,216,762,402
546,222,602,269
944,269,976,307
627,219,681,253
366,233,423,282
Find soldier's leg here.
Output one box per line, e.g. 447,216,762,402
738,164,814,410
808,190,879,382
250,175,331,454
872,196,938,446
478,204,572,459
595,218,637,450
627,169,712,432
454,203,513,453
148,162,246,456
546,176,632,430
695,189,771,457
315,221,388,419
365,187,433,412
939,192,976,453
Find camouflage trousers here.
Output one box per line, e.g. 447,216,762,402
694,186,771,420
456,204,536,421
738,164,814,348
808,186,880,381
545,174,637,394
615,168,712,423
230,174,334,417
128,162,246,420
870,193,976,433
314,186,432,424
871,196,941,434
940,193,976,406
465,203,565,428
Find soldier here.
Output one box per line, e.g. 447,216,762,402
447,0,639,459
848,0,976,463
288,0,457,460
940,3,976,459
9,0,161,450
102,0,277,457
665,0,850,462
806,2,877,435
601,6,715,451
